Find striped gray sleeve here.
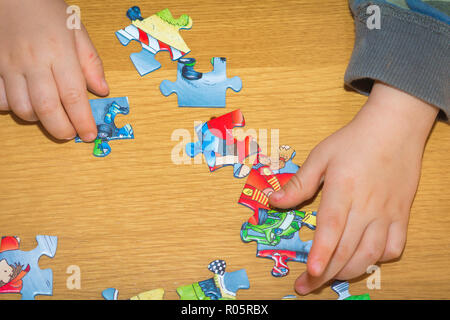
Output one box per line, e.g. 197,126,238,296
345,1,450,122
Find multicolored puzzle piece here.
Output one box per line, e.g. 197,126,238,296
116,6,192,76
238,145,299,224
177,260,250,300
75,97,134,157
102,287,165,300
0,235,57,300
241,209,316,277
185,110,259,178
331,280,371,300
160,57,242,107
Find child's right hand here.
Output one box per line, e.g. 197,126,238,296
0,0,109,141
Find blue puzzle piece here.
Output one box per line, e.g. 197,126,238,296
75,97,134,157
0,235,57,300
160,57,243,107
102,288,119,300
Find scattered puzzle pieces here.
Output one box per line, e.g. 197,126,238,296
0,235,57,300
160,57,242,107
241,209,316,277
116,6,192,76
102,287,165,300
177,260,249,300
331,280,370,300
75,97,134,157
185,110,259,178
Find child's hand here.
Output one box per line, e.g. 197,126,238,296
0,0,109,141
269,82,438,294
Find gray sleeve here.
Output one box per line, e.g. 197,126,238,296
344,1,450,122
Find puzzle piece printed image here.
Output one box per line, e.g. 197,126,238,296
241,209,316,277
0,235,57,300
102,287,165,300
185,110,260,178
238,145,299,223
160,57,242,107
177,260,250,300
116,6,192,76
331,280,370,300
75,97,134,157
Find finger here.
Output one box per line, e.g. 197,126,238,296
52,52,97,142
295,209,366,295
304,181,353,277
26,69,76,140
3,73,37,121
269,148,328,208
379,220,408,262
0,77,9,110
75,24,109,96
334,218,389,279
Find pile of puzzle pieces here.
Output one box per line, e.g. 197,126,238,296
184,109,370,299
102,259,250,300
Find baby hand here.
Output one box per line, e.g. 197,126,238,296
0,0,109,141
269,82,438,294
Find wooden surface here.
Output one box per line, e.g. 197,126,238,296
0,0,449,300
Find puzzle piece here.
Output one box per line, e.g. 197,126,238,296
238,145,299,224
241,209,316,277
0,235,57,300
177,260,249,300
102,287,165,300
75,97,134,157
331,280,370,300
160,57,242,107
116,6,192,76
185,110,259,178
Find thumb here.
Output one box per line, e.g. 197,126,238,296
74,24,109,97
269,149,327,209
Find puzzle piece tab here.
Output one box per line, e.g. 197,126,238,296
241,209,316,277
331,280,371,300
186,110,259,178
116,6,192,76
0,235,57,300
160,57,243,107
75,97,134,157
177,260,249,300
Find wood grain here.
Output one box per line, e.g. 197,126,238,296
0,0,448,300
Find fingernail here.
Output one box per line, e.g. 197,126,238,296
102,77,109,88
270,190,285,201
85,132,97,142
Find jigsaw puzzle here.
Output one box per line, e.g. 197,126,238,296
160,57,242,107
238,145,299,223
75,97,134,157
241,209,316,277
0,235,57,300
102,287,165,300
185,110,260,178
331,280,370,300
116,6,192,76
176,260,249,300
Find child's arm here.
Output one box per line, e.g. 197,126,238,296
270,81,438,294
0,0,109,141
270,0,449,295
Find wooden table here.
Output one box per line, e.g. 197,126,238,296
0,0,449,300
